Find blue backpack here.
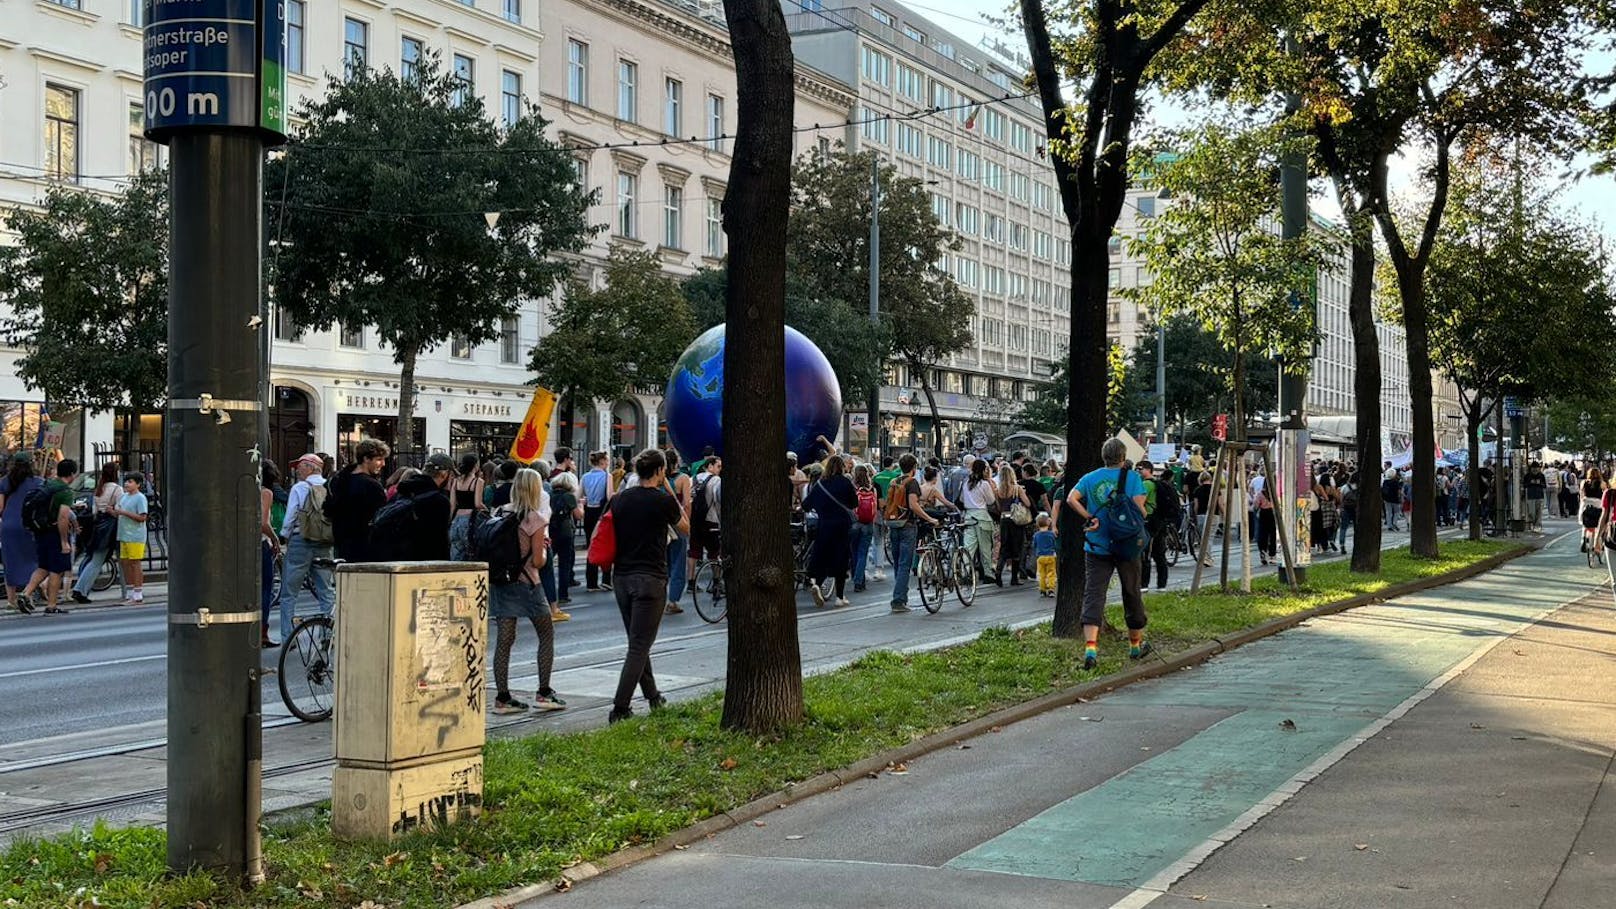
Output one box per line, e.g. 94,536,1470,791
1098,468,1150,560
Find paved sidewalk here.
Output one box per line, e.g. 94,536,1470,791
527,539,1615,908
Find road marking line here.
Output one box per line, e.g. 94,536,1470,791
0,653,165,679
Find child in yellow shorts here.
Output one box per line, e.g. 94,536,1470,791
1031,513,1058,597
111,472,150,605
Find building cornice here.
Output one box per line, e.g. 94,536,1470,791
26,46,104,73
392,8,443,30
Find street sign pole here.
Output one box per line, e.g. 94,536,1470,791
867,156,881,460
144,0,286,882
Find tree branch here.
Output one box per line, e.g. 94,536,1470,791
1141,0,1211,62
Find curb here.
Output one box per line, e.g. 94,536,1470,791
460,540,1534,907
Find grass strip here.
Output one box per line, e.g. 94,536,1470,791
3,539,1515,909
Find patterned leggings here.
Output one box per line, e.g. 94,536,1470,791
494,615,555,698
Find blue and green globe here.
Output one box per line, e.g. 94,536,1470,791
665,324,843,465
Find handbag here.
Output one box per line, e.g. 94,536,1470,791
586,506,617,567
1010,501,1033,526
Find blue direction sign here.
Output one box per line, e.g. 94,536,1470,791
143,0,262,138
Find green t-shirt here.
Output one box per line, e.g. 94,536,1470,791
45,478,74,516
1039,475,1056,493
1141,477,1158,517
873,468,900,497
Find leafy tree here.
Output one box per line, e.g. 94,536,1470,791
717,0,802,734
267,55,593,454
0,171,168,412
1116,317,1279,445
1546,395,1616,461
786,149,973,454
531,249,695,424
1019,0,1212,636
681,267,889,406
1419,150,1616,539
1023,342,1134,438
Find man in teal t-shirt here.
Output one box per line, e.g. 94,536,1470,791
1064,439,1150,669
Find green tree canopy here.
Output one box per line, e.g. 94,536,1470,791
0,171,168,412
267,54,594,452
531,249,696,407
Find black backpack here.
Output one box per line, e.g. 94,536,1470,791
691,475,713,528
1153,480,1181,528
368,493,425,561
470,508,528,584
22,484,59,534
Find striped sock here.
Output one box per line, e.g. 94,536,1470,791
1129,632,1146,658
1083,641,1098,661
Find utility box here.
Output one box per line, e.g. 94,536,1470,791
330,563,488,841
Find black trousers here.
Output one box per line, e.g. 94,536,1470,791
584,504,612,587
612,572,665,712
1140,529,1169,589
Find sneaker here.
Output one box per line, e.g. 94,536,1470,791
648,694,668,711
550,609,571,622
532,693,567,712
809,581,826,609
1082,652,1098,670
608,707,634,725
890,602,911,614
665,601,684,615
1130,640,1155,660
130,592,144,604
834,597,851,608
70,591,91,605
14,593,34,615
492,695,529,715
873,570,886,582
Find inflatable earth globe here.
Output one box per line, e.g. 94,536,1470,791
665,324,843,465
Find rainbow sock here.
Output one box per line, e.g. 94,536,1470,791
1083,642,1098,661
1129,634,1147,658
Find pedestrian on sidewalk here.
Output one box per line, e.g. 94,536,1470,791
448,453,486,562
1594,482,1616,601
1139,460,1174,586
607,448,688,724
1381,468,1402,531
804,454,857,608
959,458,998,583
326,439,390,563
849,463,878,593
1065,438,1151,670
1338,472,1359,551
885,453,938,613
0,453,42,613
490,468,566,715
995,463,1032,587
1254,480,1278,565
1523,462,1546,532
277,454,334,641
1032,513,1058,597
549,468,581,607
112,471,149,606
583,451,615,592
663,449,691,615
69,461,125,605
16,459,79,614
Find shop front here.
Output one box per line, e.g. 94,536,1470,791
449,418,522,460
337,413,428,467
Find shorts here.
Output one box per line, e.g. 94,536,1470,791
1582,506,1601,530
35,531,70,574
691,525,722,561
489,579,545,620
120,541,147,560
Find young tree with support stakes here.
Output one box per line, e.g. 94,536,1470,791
1420,151,1616,541
1019,0,1213,637
0,171,168,414
1112,317,1280,445
530,249,697,423
1128,123,1323,590
786,149,974,457
716,0,803,734
267,55,593,457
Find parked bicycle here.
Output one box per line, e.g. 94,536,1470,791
278,557,340,722
914,512,976,613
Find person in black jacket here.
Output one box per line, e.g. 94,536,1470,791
327,439,390,562
392,453,453,561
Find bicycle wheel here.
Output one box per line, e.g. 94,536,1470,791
278,615,335,723
92,557,116,592
692,560,727,624
1162,526,1182,566
915,549,942,614
951,547,977,608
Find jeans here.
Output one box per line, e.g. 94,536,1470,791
666,533,688,605
278,534,334,642
1082,551,1147,631
71,538,125,600
1383,501,1400,530
449,513,472,561
848,522,873,588
612,572,667,712
888,522,919,607
540,558,558,606
1338,508,1354,548
870,520,888,572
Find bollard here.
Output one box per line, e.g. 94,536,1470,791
330,562,488,841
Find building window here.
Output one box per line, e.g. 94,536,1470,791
572,155,588,190
706,94,725,151
1108,267,1122,289
128,104,161,174
663,185,683,249
706,197,725,257
860,105,888,145
43,84,79,183
503,0,521,24
896,63,923,101
930,80,952,111
451,335,472,359
344,18,368,77
896,123,922,158
1137,196,1156,218
501,70,522,127
451,54,475,107
340,323,364,348
664,78,682,137
869,6,894,26
903,24,925,44
617,60,637,122
274,306,302,342
567,40,589,105
616,170,638,238
401,36,423,81
861,47,892,86
127,0,144,26
500,316,520,363
286,1,305,74
45,0,81,8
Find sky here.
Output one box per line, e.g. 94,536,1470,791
899,0,1616,241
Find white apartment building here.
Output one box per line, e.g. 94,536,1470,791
0,0,854,473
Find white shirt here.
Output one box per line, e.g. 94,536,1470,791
281,474,327,539
961,478,995,510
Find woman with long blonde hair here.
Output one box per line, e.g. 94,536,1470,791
489,468,565,715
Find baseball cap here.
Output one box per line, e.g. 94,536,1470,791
424,452,455,473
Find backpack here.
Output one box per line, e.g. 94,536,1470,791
1342,483,1358,509
296,484,334,544
1380,477,1400,503
855,485,878,524
369,493,425,560
1153,480,1182,528
882,475,909,521
22,484,59,534
691,475,714,528
470,508,529,584
1097,468,1149,561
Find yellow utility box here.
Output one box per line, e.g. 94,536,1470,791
330,562,488,840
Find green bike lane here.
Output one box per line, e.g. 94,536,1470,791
523,540,1614,909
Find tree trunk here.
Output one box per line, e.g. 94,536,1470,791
1397,271,1439,558
1494,395,1507,533
1466,406,1483,541
913,361,945,459
397,346,418,458
1343,210,1383,573
1053,233,1111,637
717,0,802,734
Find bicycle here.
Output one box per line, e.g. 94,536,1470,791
914,513,975,612
690,554,727,624
1159,523,1184,567
278,557,340,722
1178,510,1201,562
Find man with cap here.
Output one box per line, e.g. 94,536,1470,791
277,453,334,643
389,452,454,561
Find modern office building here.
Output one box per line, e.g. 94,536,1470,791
0,0,854,473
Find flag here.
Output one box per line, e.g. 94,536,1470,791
509,387,558,464
963,103,981,130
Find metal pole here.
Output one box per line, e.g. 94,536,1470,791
165,132,264,878
867,155,881,459
1155,322,1166,441
1276,32,1311,584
